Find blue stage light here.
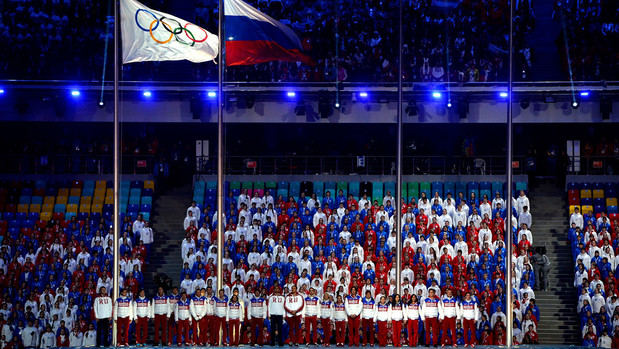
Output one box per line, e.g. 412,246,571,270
207,91,217,98
499,92,509,98
358,92,369,98
432,91,442,99
286,91,296,98
579,91,590,97
0,88,4,94
70,90,81,97
142,91,152,98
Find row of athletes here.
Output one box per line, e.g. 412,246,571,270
93,283,483,347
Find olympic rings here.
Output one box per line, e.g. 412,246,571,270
184,23,208,43
135,9,206,46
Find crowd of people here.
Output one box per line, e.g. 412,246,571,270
570,206,619,347
3,0,540,82
0,208,155,348
174,186,541,346
553,0,619,81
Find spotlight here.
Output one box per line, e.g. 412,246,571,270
286,91,296,98
432,91,442,99
405,101,418,116
98,101,105,109
70,90,81,97
499,92,509,98
579,91,590,97
358,92,369,99
334,102,340,109
447,99,452,108
207,91,217,98
142,91,152,98
0,88,5,94
572,100,579,109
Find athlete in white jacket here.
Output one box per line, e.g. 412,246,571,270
133,290,152,345
440,289,460,346
460,292,479,346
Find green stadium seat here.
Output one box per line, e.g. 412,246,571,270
406,182,419,201
419,182,431,197
337,182,348,196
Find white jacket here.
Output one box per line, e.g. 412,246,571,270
175,299,192,321
373,303,390,322
40,332,56,348
152,295,170,316
248,297,267,319
114,297,133,320
390,303,404,321
421,296,442,319
69,332,83,347
93,296,113,319
226,302,244,321
82,330,97,347
303,296,320,317
190,296,208,320
345,295,362,316
333,303,348,321
441,296,459,319
133,297,151,318
405,303,421,321
284,294,304,317
20,326,39,347
460,299,479,321
320,301,334,320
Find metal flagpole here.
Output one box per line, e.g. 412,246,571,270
112,0,120,346
216,0,224,298
395,0,403,291
505,0,515,345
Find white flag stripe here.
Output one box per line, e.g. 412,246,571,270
121,0,219,64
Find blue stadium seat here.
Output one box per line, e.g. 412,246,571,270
384,182,396,196
289,182,301,198
443,182,455,196
278,181,289,190
277,188,288,199
431,182,443,197
349,182,360,198
314,181,324,196
455,182,466,197
608,206,618,214
30,196,43,205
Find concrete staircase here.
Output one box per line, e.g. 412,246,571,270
527,181,579,344
143,184,192,294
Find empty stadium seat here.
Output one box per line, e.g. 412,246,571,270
406,182,419,200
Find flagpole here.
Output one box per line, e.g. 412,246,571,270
395,0,403,292
112,0,120,346
505,0,515,343
216,0,224,303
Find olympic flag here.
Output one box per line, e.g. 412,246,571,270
120,0,219,64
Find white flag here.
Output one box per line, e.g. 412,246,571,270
121,0,219,64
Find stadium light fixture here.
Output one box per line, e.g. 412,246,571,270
579,91,590,97
432,91,442,99
499,92,509,98
207,91,217,98
572,100,580,109
142,90,152,98
0,88,5,95
334,102,341,108
447,99,452,108
70,90,81,97
358,92,369,99
286,91,296,98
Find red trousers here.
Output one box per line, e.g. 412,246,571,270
250,318,264,345
321,318,332,345
463,318,477,345
287,315,302,344
377,321,388,347
167,316,176,345
305,316,318,344
177,319,190,345
197,317,209,345
361,318,375,345
335,320,347,345
153,314,168,344
117,317,130,345
392,320,403,347
441,316,457,345
348,316,360,346
229,319,241,345
212,316,227,345
425,317,440,346
407,319,420,346
136,317,149,344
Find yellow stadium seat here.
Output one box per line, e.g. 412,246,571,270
79,203,91,213
93,196,105,205
581,189,592,199
29,204,41,213
43,196,55,205
81,196,92,205
91,204,103,213
607,198,618,207
56,196,68,205
569,205,580,214
70,188,81,197
94,188,106,197
581,205,594,215
67,204,78,213
40,211,52,221
106,188,114,196
105,195,114,204
17,204,29,213
96,180,107,189
144,180,155,190
57,188,69,197
593,189,605,199
42,203,54,213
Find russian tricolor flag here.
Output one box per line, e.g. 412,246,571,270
224,0,313,66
